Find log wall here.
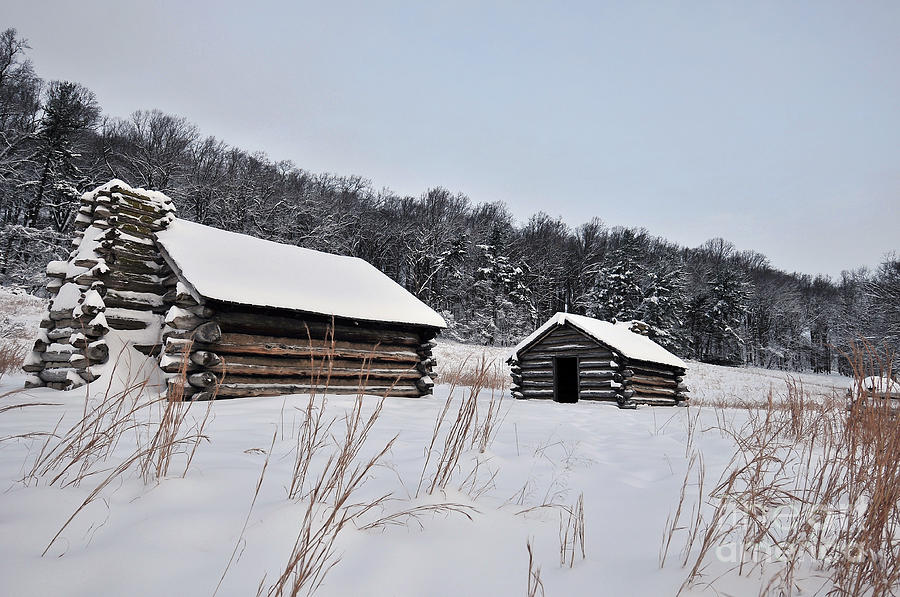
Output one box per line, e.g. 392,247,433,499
159,302,438,400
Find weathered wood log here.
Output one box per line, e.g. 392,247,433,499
629,363,684,377
534,337,600,350
203,336,420,363
192,321,222,344
634,396,677,406
579,370,617,379
188,371,219,388
165,308,204,330
186,304,215,319
221,374,423,388
210,362,421,379
206,353,419,373
190,350,222,368
630,374,679,387
525,347,616,358
629,385,678,397
580,380,622,390
211,332,415,355
212,309,423,346
213,383,423,398
579,390,622,400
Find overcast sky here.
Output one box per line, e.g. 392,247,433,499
7,1,899,278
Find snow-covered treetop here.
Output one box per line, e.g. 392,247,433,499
156,218,447,329
513,312,687,369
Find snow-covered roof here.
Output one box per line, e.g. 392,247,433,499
155,219,446,329
513,312,687,369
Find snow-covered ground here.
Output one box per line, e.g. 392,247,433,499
0,290,861,596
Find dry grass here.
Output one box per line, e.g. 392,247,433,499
559,492,585,568
436,349,509,390
266,392,395,597
25,346,216,556
526,538,545,597
666,341,900,597
0,338,26,381
417,356,505,498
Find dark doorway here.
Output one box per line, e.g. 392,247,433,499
554,357,579,403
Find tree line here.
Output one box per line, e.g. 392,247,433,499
1,28,897,374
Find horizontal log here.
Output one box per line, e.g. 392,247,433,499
579,370,618,379
532,338,598,350
629,362,685,377
633,396,677,406
221,374,423,388
206,333,419,363
210,330,417,355
214,383,423,399
518,360,554,370
521,380,556,388
519,369,553,378
210,362,420,380
630,374,679,387
209,352,419,372
213,309,424,346
579,380,621,390
630,385,678,397
520,390,554,398
524,347,615,358
579,390,621,400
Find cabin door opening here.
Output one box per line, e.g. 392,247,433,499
554,357,579,403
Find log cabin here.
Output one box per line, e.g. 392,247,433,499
24,180,446,399
508,313,688,408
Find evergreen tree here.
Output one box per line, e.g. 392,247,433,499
587,229,644,321
638,263,687,350
461,228,529,345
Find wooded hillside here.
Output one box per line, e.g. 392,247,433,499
0,28,897,374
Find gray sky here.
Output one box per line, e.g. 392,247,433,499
7,1,899,278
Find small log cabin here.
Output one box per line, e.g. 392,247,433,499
508,313,688,408
25,180,446,399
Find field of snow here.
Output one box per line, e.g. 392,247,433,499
0,290,863,596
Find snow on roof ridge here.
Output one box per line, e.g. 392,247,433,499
155,218,447,329
512,311,686,369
